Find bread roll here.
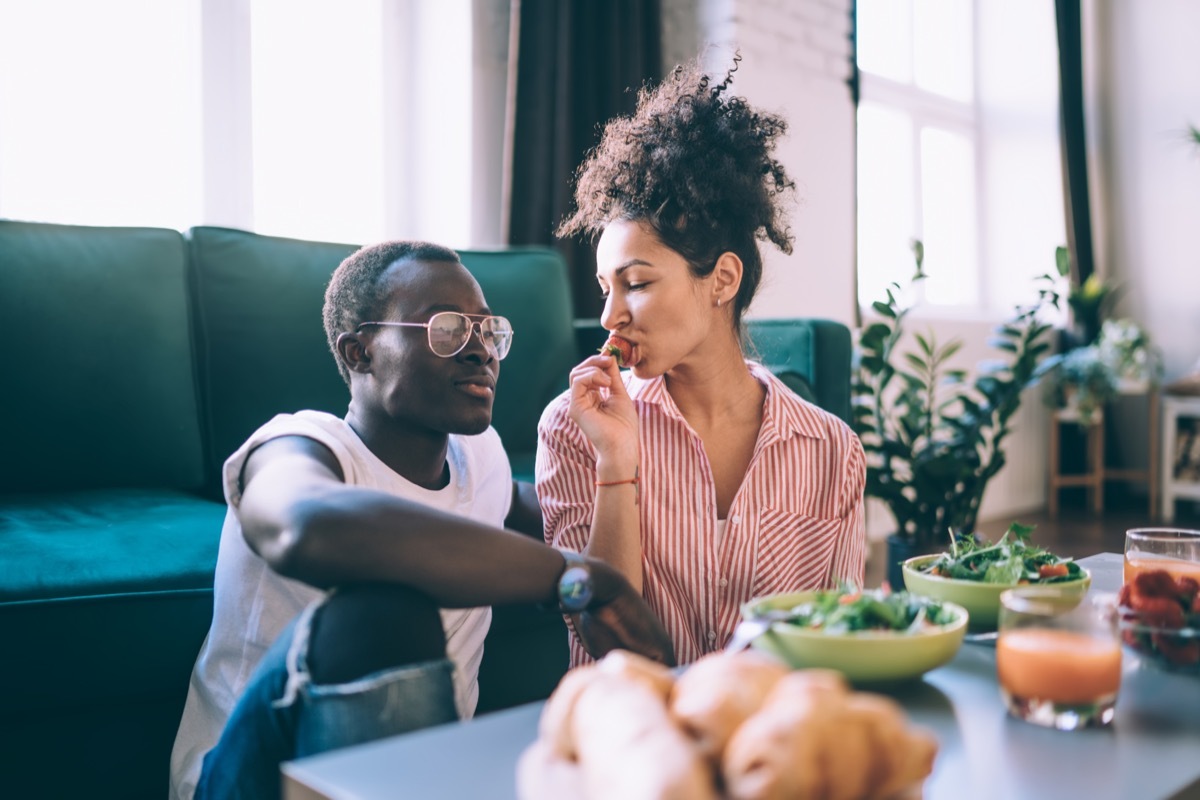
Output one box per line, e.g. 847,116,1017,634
722,677,847,800
538,664,601,760
597,649,677,701
842,694,938,799
723,674,936,800
516,740,585,799
571,672,717,800
668,651,790,763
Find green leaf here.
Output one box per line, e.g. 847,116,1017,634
984,555,1025,584
938,340,964,361
914,331,933,356
1007,521,1036,543
903,352,929,372
862,323,891,346
872,301,897,319
1055,245,1070,278
988,338,1019,353
910,239,925,275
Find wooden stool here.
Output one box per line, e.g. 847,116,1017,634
1048,407,1105,516
1047,387,1159,518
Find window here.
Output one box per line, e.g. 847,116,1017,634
856,0,1065,313
0,0,478,246
0,1,203,230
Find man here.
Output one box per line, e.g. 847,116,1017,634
169,241,672,799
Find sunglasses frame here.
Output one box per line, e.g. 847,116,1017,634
357,311,514,360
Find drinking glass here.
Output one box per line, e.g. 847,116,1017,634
1123,528,1200,585
996,587,1121,730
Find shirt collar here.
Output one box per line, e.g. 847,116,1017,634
627,361,828,443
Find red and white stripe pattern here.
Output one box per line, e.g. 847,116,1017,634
536,362,866,667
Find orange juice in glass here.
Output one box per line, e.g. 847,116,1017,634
1123,528,1200,584
997,587,1120,730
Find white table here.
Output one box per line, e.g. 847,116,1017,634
283,554,1200,800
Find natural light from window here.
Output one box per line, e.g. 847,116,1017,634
250,0,385,244
0,0,475,246
856,0,1065,314
0,0,202,230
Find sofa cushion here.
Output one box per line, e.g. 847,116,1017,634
0,220,206,492
188,227,358,490
0,488,225,603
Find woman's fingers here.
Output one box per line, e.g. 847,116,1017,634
602,357,631,399
569,366,612,396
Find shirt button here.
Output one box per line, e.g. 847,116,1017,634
719,577,729,588
707,630,717,641
730,514,741,524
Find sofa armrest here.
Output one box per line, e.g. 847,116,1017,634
747,318,852,425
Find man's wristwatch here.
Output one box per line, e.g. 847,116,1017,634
556,551,594,613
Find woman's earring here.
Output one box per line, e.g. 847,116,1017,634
716,297,722,308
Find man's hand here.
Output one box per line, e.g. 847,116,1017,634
573,558,676,667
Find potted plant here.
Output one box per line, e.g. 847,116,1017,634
1046,345,1119,425
853,242,1060,589
1094,317,1162,391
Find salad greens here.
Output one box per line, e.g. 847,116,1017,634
781,585,959,634
918,522,1083,584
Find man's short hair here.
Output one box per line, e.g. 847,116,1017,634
323,240,462,385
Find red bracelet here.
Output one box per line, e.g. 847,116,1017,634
595,466,640,504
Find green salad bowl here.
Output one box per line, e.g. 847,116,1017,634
740,590,968,684
902,555,1092,631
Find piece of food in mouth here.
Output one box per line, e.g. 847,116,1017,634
599,334,634,366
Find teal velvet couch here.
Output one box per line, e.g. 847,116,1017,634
0,219,852,799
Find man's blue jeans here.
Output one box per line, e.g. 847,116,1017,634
195,601,459,800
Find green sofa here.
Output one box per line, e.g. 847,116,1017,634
0,219,852,799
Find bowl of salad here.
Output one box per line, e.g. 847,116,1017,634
739,585,967,683
902,523,1091,631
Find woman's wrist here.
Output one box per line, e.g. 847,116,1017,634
594,451,639,483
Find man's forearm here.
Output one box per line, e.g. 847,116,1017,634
246,485,564,607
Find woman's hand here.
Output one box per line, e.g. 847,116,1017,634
567,354,638,469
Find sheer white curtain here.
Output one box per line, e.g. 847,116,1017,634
0,0,203,230
0,0,488,247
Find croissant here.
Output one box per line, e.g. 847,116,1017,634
569,672,717,800
668,650,790,763
723,673,936,800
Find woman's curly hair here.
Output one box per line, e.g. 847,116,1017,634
557,57,795,332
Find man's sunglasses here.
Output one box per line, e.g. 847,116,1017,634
357,311,514,360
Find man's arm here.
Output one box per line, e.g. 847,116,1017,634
505,480,544,539
237,435,674,664
238,436,564,607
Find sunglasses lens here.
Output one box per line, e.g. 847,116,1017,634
428,312,470,356
481,317,513,360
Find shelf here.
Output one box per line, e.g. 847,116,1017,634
1048,388,1158,518
1161,395,1200,521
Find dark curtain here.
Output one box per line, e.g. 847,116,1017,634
506,0,662,319
1055,0,1096,288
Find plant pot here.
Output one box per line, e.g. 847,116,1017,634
885,534,942,591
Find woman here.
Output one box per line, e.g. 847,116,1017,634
536,60,866,666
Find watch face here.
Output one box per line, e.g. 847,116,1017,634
558,565,593,612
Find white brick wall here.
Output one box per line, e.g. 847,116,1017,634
667,0,858,325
